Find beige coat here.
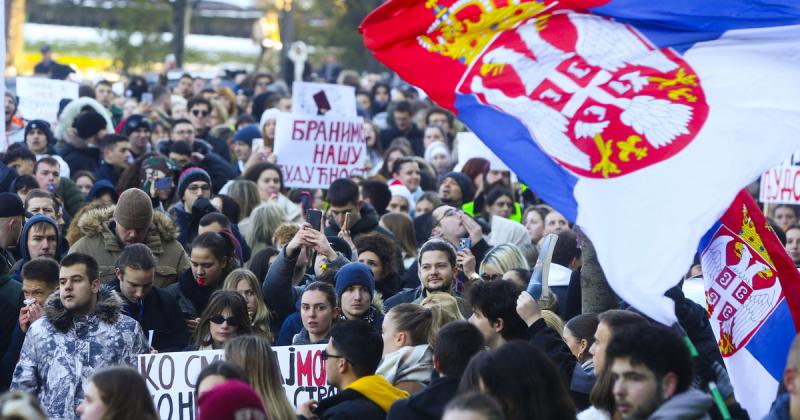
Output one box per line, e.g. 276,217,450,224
68,206,190,287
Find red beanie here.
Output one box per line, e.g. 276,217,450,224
197,380,268,420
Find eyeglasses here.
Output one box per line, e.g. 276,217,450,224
191,109,209,117
209,315,240,326
187,184,211,192
481,273,502,281
434,207,458,226
321,349,348,362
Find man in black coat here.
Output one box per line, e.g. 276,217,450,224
323,178,394,240
297,321,409,420
387,321,484,420
109,243,189,352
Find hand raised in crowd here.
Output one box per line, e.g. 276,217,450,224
516,291,542,327
19,303,44,333
303,224,337,261
456,248,477,279
297,399,320,419
460,212,484,245
186,317,200,333
286,223,312,258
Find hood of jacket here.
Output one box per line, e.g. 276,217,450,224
345,375,409,412
44,287,124,333
86,179,118,203
647,389,712,420
19,215,63,263
76,205,179,249
55,97,114,142
403,375,460,418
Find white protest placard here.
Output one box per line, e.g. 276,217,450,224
760,166,800,204
274,112,367,189
16,76,79,124
454,131,509,172
292,81,357,118
137,344,333,420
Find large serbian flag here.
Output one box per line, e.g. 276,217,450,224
699,190,800,417
361,1,800,324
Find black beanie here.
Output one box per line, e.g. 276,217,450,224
73,112,107,139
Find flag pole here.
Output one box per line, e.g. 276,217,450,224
674,323,732,420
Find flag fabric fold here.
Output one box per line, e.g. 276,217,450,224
699,190,800,418
361,0,800,324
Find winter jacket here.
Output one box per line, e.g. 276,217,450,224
380,124,425,157
487,214,530,248
647,389,712,420
57,177,84,218
0,276,22,370
376,344,433,389
68,206,190,287
261,246,346,329
10,215,64,283
93,162,123,187
109,278,190,352
165,269,224,320
11,289,148,420
527,318,591,410
57,142,100,174
384,286,472,319
324,202,395,241
250,193,302,224
307,375,409,420
0,323,24,390
277,311,304,346
292,328,330,345
386,375,460,420
170,198,218,250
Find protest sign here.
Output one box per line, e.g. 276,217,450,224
454,132,509,172
760,166,800,204
274,113,367,189
16,76,79,124
292,81,357,118
137,344,333,420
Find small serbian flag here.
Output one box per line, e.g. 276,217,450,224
699,190,800,418
361,1,800,325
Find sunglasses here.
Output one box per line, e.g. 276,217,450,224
321,349,348,362
187,184,211,192
209,315,240,326
191,109,209,117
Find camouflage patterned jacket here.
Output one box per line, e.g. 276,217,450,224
11,289,148,420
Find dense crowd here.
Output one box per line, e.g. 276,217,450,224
0,53,798,420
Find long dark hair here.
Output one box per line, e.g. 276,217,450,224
476,341,575,420
89,366,158,420
190,232,238,285
193,290,252,348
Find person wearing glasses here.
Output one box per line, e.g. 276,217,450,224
170,167,218,249
192,290,252,350
297,320,409,420
69,188,190,287
187,96,232,163
158,119,236,194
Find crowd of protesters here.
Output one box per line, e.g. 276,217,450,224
1,53,799,420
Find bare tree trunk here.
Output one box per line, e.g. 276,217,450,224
580,234,618,313
172,0,191,69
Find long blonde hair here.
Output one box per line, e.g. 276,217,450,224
224,335,295,420
223,269,272,341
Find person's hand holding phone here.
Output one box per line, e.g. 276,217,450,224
304,227,337,261
456,249,477,279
